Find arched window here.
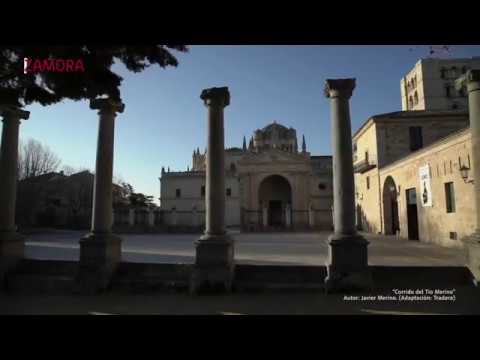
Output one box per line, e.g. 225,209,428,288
409,96,414,109
414,91,419,105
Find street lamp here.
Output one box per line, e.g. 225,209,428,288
460,165,474,184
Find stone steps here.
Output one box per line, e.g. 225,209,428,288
5,259,78,294
233,265,327,292
3,259,475,294
370,266,474,289
110,262,193,293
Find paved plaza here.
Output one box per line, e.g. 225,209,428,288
1,230,478,315
23,229,466,267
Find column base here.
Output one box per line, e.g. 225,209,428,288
0,231,25,286
190,233,235,294
324,233,373,293
76,232,122,294
463,230,480,287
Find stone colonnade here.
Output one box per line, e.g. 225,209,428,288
1,79,375,293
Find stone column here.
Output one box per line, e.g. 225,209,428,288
457,70,480,285
128,208,135,227
192,206,198,228
285,203,292,228
191,87,235,293
308,204,315,229
0,106,29,283
262,203,268,228
77,98,124,293
148,209,155,227
324,79,372,292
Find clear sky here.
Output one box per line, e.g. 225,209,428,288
21,45,480,204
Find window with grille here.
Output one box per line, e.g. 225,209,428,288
445,182,456,213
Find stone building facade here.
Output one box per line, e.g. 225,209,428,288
353,110,473,247
401,57,480,111
159,121,333,231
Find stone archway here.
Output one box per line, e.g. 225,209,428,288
383,176,400,235
258,175,292,228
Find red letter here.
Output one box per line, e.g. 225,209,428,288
43,59,55,71
66,59,74,72
25,58,32,73
55,59,65,72
75,59,85,72
33,59,42,72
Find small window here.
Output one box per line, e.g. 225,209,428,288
414,91,418,105
449,232,458,240
445,182,456,213
452,103,458,110
409,96,414,109
318,183,326,190
440,67,446,79
230,163,236,173
226,188,232,197
201,185,205,197
353,142,357,153
175,189,181,198
366,176,370,190
445,84,451,97
409,126,423,151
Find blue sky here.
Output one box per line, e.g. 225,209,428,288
21,45,480,204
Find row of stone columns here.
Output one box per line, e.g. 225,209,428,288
3,74,478,293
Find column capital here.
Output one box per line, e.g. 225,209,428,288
324,79,356,99
90,98,125,114
0,106,30,121
200,87,230,107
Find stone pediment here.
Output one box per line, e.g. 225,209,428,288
238,149,310,166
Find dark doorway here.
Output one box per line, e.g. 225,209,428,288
258,175,292,229
383,176,400,235
269,200,283,226
406,188,419,241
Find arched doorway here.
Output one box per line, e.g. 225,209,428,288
258,175,292,228
383,176,400,235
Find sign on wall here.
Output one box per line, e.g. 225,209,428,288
419,164,432,207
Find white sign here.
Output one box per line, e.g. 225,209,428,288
419,165,432,207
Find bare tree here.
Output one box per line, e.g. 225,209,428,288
61,165,90,176
18,138,61,180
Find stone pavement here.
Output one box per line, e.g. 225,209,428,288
1,230,477,315
23,230,466,267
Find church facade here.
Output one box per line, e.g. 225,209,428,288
159,122,333,231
